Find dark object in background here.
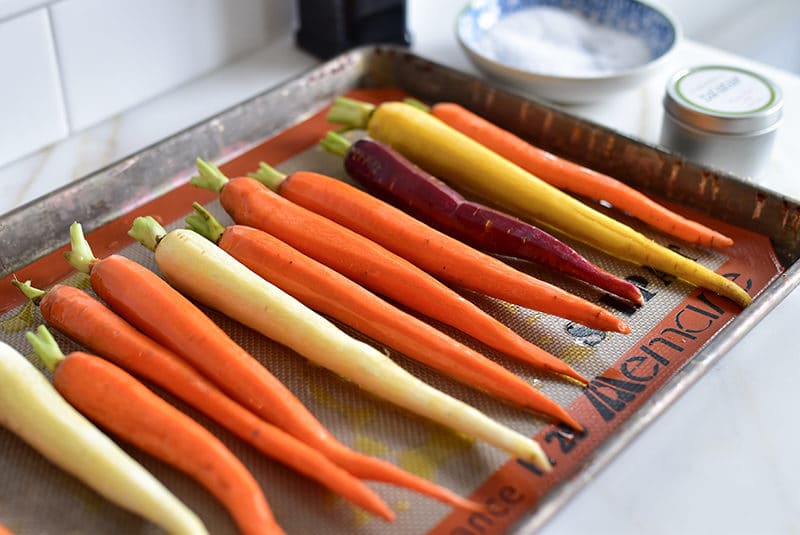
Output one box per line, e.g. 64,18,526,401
296,0,410,59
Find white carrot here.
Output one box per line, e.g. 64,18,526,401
129,216,552,472
0,340,208,535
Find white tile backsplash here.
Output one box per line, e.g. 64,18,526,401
0,0,294,168
0,8,68,165
51,0,293,131
1,0,792,171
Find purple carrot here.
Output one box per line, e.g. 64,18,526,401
321,132,643,305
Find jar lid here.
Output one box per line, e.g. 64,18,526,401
664,65,783,134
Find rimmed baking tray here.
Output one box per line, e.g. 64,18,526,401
1,46,799,534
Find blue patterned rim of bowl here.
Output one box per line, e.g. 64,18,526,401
458,0,679,76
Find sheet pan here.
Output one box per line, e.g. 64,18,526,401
1,46,799,534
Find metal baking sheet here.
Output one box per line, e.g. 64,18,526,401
1,46,799,535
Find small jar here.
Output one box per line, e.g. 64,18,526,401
660,65,783,179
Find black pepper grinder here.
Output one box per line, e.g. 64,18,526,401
295,0,411,60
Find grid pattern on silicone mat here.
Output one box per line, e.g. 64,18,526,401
0,142,732,534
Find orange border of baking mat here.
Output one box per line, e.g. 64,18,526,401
429,252,778,535
0,88,784,534
430,223,779,533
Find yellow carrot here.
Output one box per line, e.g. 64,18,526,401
327,98,751,308
423,101,734,249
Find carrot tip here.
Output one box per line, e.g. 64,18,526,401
714,235,735,248
376,508,397,523
620,285,645,307
531,396,584,432
455,497,488,513
551,365,589,386
574,374,591,387
559,413,585,434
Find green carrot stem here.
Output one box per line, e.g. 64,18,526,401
191,158,230,193
12,279,47,304
319,132,352,158
326,97,375,129
247,163,287,192
64,222,98,274
128,217,168,252
403,98,431,113
186,203,226,243
25,325,66,372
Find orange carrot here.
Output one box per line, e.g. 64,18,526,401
0,524,11,535
251,161,630,332
27,326,283,535
427,101,733,248
187,204,582,430
14,281,394,521
63,222,482,513
192,160,588,384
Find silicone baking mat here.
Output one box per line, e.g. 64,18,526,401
0,53,797,534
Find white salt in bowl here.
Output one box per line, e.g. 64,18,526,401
456,0,681,103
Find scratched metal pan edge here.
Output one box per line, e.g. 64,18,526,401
3,45,798,276
2,45,800,533
0,51,360,278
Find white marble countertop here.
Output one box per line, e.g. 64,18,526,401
3,2,799,534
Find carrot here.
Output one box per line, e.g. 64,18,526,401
26,326,283,535
63,222,483,512
13,280,394,521
0,340,208,535
318,133,643,305
423,100,734,249
186,203,582,430
0,524,11,535
129,216,553,472
327,98,752,308
191,159,588,385
250,159,633,329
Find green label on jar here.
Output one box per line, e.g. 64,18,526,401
675,66,775,115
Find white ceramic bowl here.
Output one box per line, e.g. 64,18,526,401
456,0,681,104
